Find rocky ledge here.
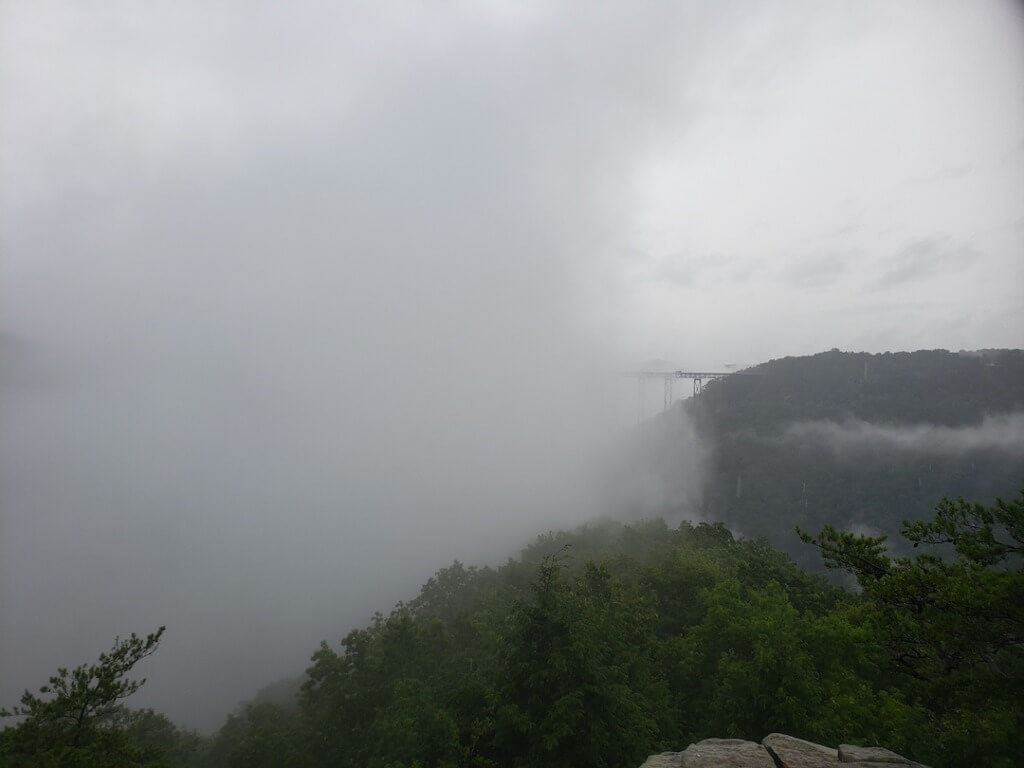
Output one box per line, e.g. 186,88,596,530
641,733,930,768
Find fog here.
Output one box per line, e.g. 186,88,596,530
781,412,1024,457
2,0,1022,731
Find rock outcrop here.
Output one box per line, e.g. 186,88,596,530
640,734,930,768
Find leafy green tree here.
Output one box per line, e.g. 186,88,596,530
495,552,668,768
222,702,302,768
800,491,1024,766
667,579,824,741
119,709,203,768
298,603,493,768
0,627,166,767
799,492,1023,685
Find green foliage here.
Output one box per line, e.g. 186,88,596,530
0,627,170,767
214,515,953,766
298,603,494,768
495,553,668,768
40,493,1009,768
669,579,824,740
217,703,302,768
120,709,203,768
799,491,1023,683
800,490,1024,766
903,493,1024,566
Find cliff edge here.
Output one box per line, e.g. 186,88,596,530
641,733,930,767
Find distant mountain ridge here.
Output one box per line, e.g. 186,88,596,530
674,349,1024,567
696,348,1024,428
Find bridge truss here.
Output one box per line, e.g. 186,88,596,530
629,370,734,423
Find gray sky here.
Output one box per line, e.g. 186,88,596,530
1,0,1022,730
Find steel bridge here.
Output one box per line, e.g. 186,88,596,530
628,370,736,423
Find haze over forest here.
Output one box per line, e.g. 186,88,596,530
1,0,1022,738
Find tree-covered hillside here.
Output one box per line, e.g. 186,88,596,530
9,492,1020,767
696,349,1024,429
678,349,1024,567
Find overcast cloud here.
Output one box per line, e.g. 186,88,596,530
1,0,1022,730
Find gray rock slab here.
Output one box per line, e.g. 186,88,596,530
679,738,776,768
838,744,925,765
640,752,683,768
762,733,838,768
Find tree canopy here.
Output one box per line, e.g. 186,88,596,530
200,498,1022,767
0,626,195,768
799,490,1024,764
6,490,1021,767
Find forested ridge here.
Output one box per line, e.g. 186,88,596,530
698,349,1024,429
3,349,1022,767
643,348,1024,570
